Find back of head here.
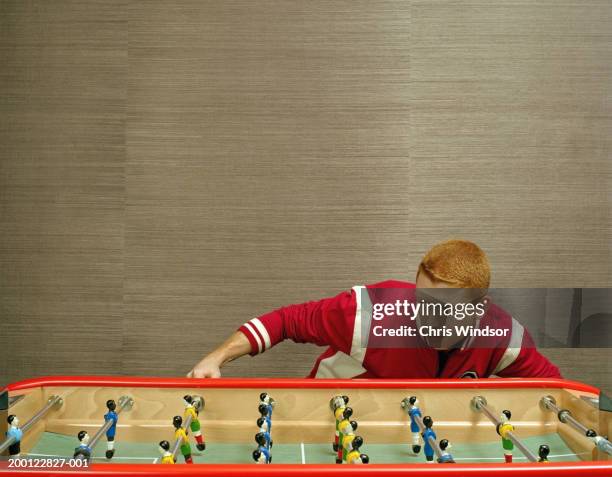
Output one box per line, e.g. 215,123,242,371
419,239,490,289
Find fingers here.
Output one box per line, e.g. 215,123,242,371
186,368,216,378
186,363,222,379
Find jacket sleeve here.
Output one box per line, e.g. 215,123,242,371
494,328,562,378
237,288,357,356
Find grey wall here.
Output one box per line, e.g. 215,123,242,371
1,1,610,392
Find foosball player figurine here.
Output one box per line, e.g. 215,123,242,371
254,433,272,464
338,418,358,461
104,399,118,459
6,415,23,458
496,410,514,463
173,415,193,464
347,452,369,465
258,403,273,433
257,417,273,448
158,440,175,464
253,447,271,464
421,416,437,463
401,396,422,454
259,393,275,418
345,435,364,464
256,426,272,449
336,407,353,463
340,433,359,463
437,439,455,463
183,395,206,451
330,395,349,451
538,444,550,463
73,430,92,461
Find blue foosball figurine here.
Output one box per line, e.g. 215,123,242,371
422,416,436,463
401,396,422,454
6,415,23,458
259,393,275,419
104,399,118,459
257,417,273,448
437,439,455,463
253,445,271,464
73,430,92,461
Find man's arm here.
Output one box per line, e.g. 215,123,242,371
187,331,251,378
187,288,357,378
493,327,562,378
495,347,562,378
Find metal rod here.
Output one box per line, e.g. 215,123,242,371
594,437,612,456
79,395,133,457
0,395,63,455
540,395,612,456
471,396,537,462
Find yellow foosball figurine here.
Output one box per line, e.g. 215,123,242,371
183,395,206,451
158,440,175,464
345,436,366,464
496,410,514,463
173,415,193,464
336,407,356,463
330,395,349,452
347,452,369,464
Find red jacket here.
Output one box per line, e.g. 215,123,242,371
238,280,562,379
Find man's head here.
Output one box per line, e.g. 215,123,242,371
415,239,491,349
416,239,490,289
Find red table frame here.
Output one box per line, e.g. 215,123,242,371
2,376,611,476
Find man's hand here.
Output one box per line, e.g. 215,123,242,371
187,331,252,378
187,355,222,378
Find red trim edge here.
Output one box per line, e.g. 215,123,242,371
5,375,602,395
1,462,611,476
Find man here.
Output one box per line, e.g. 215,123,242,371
187,239,561,379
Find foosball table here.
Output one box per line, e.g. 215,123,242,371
1,376,611,475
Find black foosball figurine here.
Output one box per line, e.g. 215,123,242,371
538,444,550,463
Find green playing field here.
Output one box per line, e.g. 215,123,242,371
26,431,583,464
